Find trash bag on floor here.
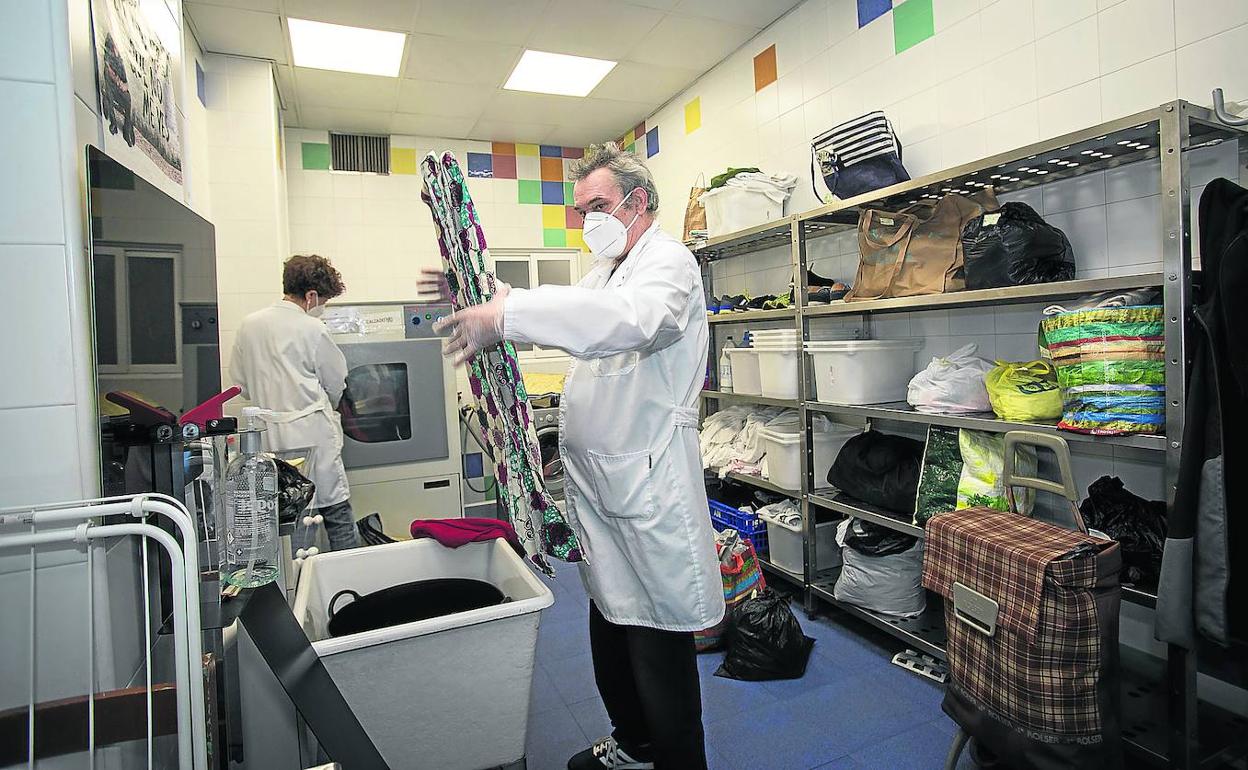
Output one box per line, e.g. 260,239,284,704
275,457,315,525
716,589,815,681
826,431,925,515
1079,475,1167,587
962,202,1076,289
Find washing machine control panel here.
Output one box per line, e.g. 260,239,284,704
403,303,452,340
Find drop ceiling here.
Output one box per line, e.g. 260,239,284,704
185,0,801,146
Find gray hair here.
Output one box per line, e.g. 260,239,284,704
568,142,659,213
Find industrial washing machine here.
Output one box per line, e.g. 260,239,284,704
533,402,563,501
323,301,463,538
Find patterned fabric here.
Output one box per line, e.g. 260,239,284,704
419,151,582,576
1039,305,1165,435
695,538,767,652
923,508,1116,740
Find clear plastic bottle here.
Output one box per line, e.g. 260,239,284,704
719,335,735,392
222,407,280,587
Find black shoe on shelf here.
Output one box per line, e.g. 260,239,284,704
746,294,775,309
807,268,837,287
725,294,749,312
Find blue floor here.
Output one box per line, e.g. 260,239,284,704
526,560,974,770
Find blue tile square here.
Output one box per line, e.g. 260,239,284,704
463,452,484,479
836,720,963,769
857,0,892,27
540,144,562,157
541,180,565,204
646,126,660,158
466,151,493,177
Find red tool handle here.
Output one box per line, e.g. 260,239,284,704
180,386,242,428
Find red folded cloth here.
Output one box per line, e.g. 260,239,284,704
409,517,526,558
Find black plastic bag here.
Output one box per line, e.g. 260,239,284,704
826,431,925,515
357,512,396,546
962,202,1076,290
716,589,814,681
326,578,509,638
275,457,315,524
1079,476,1167,587
843,518,919,557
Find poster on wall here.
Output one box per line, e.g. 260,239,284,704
92,0,184,188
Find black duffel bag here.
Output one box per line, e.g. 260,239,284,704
961,202,1076,289
826,430,924,515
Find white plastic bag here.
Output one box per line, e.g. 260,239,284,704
832,519,926,618
906,343,994,414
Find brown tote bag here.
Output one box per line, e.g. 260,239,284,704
683,173,708,243
889,188,999,297
845,209,918,301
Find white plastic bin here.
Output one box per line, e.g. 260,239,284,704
727,347,762,395
699,186,783,236
293,538,554,770
761,422,861,490
757,513,841,575
753,343,800,399
807,339,922,405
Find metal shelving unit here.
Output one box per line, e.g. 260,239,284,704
694,101,1247,769
700,389,797,408
758,557,806,588
726,471,799,498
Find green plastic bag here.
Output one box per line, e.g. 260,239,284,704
956,430,1036,513
985,360,1062,421
914,426,962,526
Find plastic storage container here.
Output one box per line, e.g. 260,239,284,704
757,512,841,575
808,339,923,404
726,347,762,396
709,499,769,555
760,422,862,490
293,538,554,770
754,343,800,399
699,186,784,236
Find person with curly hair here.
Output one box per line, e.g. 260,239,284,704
231,254,359,551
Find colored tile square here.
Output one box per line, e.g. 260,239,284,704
633,121,646,139
565,206,584,229
519,179,542,204
492,141,516,155
893,0,933,52
562,146,584,159
493,154,517,179
516,143,540,156
540,144,561,157
542,205,566,229
540,156,563,181
517,154,541,180
391,147,418,175
685,97,702,134
645,127,659,158
566,229,585,250
543,228,568,247
466,152,493,177
564,182,575,205
754,45,777,91
625,142,636,155
857,0,892,27
541,180,564,205
301,142,330,170
624,129,636,146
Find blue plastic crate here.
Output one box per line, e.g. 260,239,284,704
709,499,769,555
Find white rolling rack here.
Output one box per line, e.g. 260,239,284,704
0,494,208,770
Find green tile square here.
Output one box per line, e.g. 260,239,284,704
626,142,636,155
301,142,330,170
893,0,934,53
518,179,542,204
484,482,496,501
564,182,575,205
543,228,567,247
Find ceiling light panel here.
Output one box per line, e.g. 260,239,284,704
288,17,406,77
503,49,616,97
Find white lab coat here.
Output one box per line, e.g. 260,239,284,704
504,223,725,631
230,301,350,509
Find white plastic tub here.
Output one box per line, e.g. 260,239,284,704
727,347,762,395
760,422,861,490
293,538,554,770
753,342,800,399
757,513,841,575
699,186,784,236
807,339,923,405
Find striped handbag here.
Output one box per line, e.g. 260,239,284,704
811,111,910,202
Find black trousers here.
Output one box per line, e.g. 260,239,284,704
588,601,708,770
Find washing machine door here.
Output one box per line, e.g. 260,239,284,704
535,417,563,500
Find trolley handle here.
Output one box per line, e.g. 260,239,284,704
1001,431,1088,534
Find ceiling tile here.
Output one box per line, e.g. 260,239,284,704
397,80,493,118
672,0,800,28
620,0,681,9
480,91,650,128
295,69,401,110
526,0,665,61
273,63,297,109
186,0,278,12
295,106,393,134
282,0,420,32
628,14,757,70
414,0,547,45
591,61,702,104
185,3,288,62
390,113,477,138
404,34,521,85
467,118,558,144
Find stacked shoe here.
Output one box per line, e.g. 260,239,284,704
806,269,850,305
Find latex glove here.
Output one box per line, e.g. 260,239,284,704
417,267,453,303
433,283,510,366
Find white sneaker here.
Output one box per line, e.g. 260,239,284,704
566,736,655,770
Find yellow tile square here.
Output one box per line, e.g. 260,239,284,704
566,228,586,250
624,129,636,146
685,97,702,134
390,147,418,175
516,143,540,156
541,205,565,228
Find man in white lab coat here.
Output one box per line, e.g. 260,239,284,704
231,255,359,552
428,144,723,770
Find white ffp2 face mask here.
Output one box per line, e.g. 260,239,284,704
582,188,642,261
307,302,326,318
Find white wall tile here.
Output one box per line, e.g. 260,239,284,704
780,106,807,149
1173,0,1248,48
1043,172,1107,214
996,332,1042,360
982,102,1040,156
980,0,1036,62
0,405,84,507
941,120,987,167
1106,194,1163,268
778,73,805,114
890,88,943,146
828,0,859,43
905,136,944,178
0,245,75,409
1046,204,1109,271
804,90,834,139
1097,0,1175,74
801,48,834,102
1187,139,1240,188
934,0,980,31
756,82,780,123
936,69,986,133
1036,17,1100,97
0,81,64,245
912,309,951,336
1176,22,1248,105
799,0,833,61
1036,80,1104,138
934,13,986,81
329,172,364,199
1100,52,1177,121
949,307,996,334
1,0,55,82
981,45,1038,116
1105,159,1160,201
858,10,897,70
1034,0,1097,38
994,302,1047,333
